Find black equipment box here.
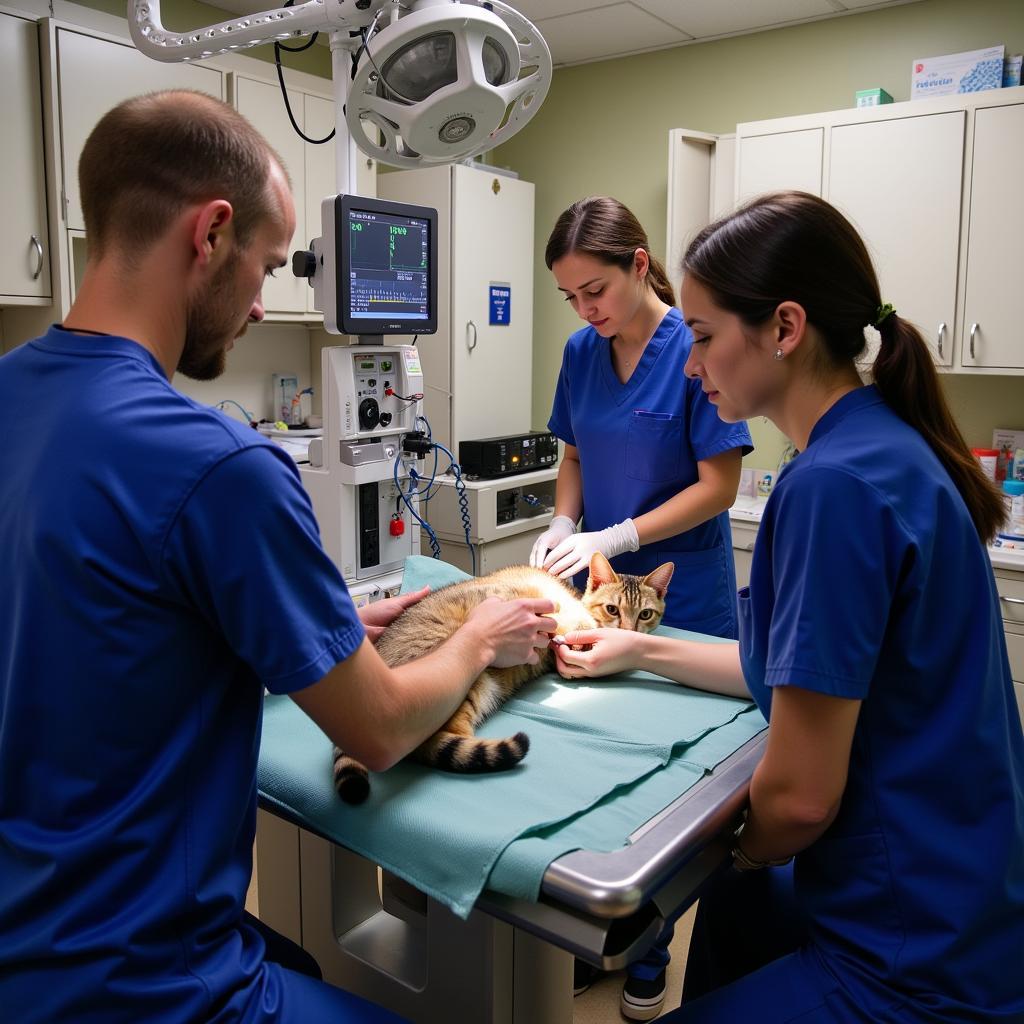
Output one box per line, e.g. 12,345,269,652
459,431,559,478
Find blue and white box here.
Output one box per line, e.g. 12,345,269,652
911,45,1004,100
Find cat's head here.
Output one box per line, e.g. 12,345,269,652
582,552,674,633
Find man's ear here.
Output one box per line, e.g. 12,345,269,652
774,300,807,358
191,199,235,270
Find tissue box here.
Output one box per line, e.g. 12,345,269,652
855,88,893,107
911,45,1004,100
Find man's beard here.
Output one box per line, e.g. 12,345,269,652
178,257,244,382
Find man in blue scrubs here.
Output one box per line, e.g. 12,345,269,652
0,91,557,1024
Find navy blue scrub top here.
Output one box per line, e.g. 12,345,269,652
739,385,1024,1020
0,328,365,1022
548,307,752,637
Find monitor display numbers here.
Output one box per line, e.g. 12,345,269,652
347,210,430,321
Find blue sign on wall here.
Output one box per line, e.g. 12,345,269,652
489,283,511,326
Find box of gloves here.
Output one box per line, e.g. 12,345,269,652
911,46,1005,100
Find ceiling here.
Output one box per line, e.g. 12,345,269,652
210,0,921,68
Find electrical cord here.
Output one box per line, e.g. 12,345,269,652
359,13,418,105
215,399,255,424
273,0,336,144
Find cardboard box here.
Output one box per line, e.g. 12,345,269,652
993,429,1024,482
855,88,894,107
911,45,1004,100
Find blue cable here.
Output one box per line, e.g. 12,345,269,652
215,399,253,423
394,450,441,559
428,442,475,576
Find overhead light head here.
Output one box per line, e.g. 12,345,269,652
347,1,551,167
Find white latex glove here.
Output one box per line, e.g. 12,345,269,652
529,515,577,569
543,519,639,580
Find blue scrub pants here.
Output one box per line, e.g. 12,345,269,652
660,864,864,1023
244,913,408,1023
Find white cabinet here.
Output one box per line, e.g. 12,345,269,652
0,11,50,303
994,568,1024,730
961,102,1024,371
730,518,758,590
379,164,535,453
828,112,964,366
55,28,224,233
736,128,823,203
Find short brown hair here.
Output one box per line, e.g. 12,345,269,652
79,89,287,257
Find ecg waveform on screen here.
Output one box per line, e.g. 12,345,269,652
348,211,429,319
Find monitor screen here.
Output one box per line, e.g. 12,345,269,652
336,195,438,336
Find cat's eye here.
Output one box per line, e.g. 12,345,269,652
639,609,654,619
605,604,619,616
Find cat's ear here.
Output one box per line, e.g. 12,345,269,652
586,551,619,591
643,561,675,598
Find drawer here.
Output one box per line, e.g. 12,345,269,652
1015,682,1024,733
1005,627,1024,685
995,570,1024,628
731,521,758,554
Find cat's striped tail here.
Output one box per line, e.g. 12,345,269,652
333,747,371,805
417,730,530,773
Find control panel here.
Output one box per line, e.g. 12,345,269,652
340,348,424,440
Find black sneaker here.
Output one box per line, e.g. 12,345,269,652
573,958,604,996
620,968,667,1021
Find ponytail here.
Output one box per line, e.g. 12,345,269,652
872,315,1005,542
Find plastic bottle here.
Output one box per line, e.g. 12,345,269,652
999,480,1024,541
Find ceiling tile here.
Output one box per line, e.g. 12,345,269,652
536,3,690,65
634,0,839,38
508,0,600,20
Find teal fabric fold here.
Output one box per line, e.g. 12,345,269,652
257,557,767,919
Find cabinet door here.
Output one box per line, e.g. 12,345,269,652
56,29,223,232
961,103,1024,370
828,112,964,366
450,166,534,446
0,13,49,300
736,128,823,202
234,75,308,315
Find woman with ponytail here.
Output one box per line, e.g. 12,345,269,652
532,196,753,1017
555,191,1024,1023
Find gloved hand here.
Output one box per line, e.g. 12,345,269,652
529,515,577,569
542,519,639,580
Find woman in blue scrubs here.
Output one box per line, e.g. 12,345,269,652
555,191,1024,1023
531,196,752,1019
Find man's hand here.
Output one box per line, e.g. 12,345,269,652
464,596,559,668
357,586,430,643
553,627,645,678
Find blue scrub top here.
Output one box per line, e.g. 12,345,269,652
548,308,752,637
739,385,1024,1020
0,328,365,1022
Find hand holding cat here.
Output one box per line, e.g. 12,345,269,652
553,627,644,679
358,586,430,642
541,519,640,579
529,515,576,569
465,596,559,668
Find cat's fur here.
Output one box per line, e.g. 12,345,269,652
333,551,674,804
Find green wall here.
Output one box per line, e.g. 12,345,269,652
492,0,1024,468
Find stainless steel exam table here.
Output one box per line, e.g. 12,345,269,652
254,730,765,1024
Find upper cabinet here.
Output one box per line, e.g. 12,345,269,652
960,102,1024,372
55,28,224,233
735,87,1024,375
0,11,50,304
828,112,964,367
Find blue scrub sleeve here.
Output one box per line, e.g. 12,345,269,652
161,446,364,694
547,348,576,447
762,467,901,698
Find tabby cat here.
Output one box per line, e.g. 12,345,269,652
333,551,673,804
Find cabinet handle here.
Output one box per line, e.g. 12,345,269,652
466,320,478,352
936,322,946,359
30,234,44,281
1001,596,1024,606
969,322,978,360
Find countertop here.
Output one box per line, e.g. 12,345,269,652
729,500,1024,575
